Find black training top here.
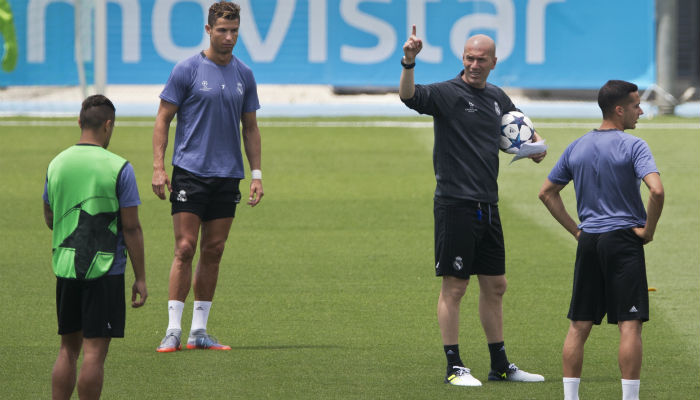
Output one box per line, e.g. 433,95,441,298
402,71,517,203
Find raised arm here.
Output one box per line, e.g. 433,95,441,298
399,24,422,100
241,110,263,206
152,99,178,200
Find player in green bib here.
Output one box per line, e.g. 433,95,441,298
47,144,126,280
43,95,148,400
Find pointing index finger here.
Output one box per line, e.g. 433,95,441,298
412,24,416,37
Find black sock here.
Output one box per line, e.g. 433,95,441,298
488,341,510,372
444,344,463,370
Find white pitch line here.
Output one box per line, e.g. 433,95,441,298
258,121,699,130
0,120,697,130
0,120,156,127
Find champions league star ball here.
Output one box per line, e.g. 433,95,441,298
500,111,535,154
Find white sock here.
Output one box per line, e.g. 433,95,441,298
621,379,640,400
190,300,212,333
167,300,185,332
563,377,580,400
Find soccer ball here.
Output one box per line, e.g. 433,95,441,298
500,111,535,154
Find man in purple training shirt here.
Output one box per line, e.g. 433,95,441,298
539,80,664,400
153,1,263,352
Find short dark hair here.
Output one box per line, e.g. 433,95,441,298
79,95,115,130
598,80,639,118
208,1,240,27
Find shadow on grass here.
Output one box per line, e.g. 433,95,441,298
231,344,344,351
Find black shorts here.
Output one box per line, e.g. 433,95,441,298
170,166,242,221
434,197,505,279
568,228,649,325
56,274,125,338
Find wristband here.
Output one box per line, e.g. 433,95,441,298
401,57,416,69
251,169,262,180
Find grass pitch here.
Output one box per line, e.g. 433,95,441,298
0,116,698,399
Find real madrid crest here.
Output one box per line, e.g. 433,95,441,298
453,256,463,271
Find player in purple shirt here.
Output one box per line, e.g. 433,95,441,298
539,80,664,400
153,1,263,352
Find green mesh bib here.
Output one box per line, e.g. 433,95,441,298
47,145,127,279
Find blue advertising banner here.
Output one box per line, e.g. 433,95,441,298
0,0,655,88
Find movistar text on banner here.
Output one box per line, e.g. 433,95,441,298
0,0,654,88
